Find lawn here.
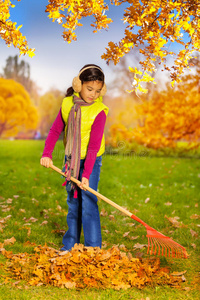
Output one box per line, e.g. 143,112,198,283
0,140,199,299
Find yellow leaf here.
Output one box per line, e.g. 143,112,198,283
27,49,35,58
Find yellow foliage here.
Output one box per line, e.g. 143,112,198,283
0,0,35,57
133,87,200,149
105,96,137,148
0,78,38,138
101,0,200,91
38,90,63,137
1,0,200,93
106,66,200,150
46,0,112,43
2,243,183,289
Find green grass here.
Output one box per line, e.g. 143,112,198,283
0,140,199,299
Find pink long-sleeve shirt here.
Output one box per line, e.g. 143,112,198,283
42,108,106,179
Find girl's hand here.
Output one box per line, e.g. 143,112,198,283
79,177,89,191
40,157,53,168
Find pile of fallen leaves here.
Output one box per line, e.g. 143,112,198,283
1,243,184,290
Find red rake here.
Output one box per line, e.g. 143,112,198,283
50,164,188,259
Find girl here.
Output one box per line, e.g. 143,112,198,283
40,64,109,251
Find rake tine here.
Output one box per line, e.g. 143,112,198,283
147,237,149,254
150,237,155,255
168,240,179,257
154,238,161,256
156,238,184,258
167,239,186,258
147,237,152,255
151,237,157,256
160,238,173,258
148,237,156,255
152,238,156,255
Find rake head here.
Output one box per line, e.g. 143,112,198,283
146,227,189,258
130,214,188,259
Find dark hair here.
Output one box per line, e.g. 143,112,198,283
65,64,105,97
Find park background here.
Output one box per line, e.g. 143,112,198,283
0,1,200,299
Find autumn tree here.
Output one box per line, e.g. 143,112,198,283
106,51,200,149
1,55,41,106
0,78,38,138
38,89,64,137
1,0,199,92
132,58,200,149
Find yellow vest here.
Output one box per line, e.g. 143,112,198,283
61,94,109,159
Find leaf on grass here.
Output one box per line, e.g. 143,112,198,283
52,229,66,235
133,243,147,250
190,229,198,238
2,207,11,212
130,236,139,240
57,205,62,211
164,202,172,206
123,231,130,237
191,243,196,249
22,226,31,237
6,198,13,202
109,215,115,221
6,199,13,204
100,208,108,217
171,270,187,276
40,221,48,226
145,197,150,203
23,241,37,247
164,215,186,228
0,215,11,224
4,237,16,246
128,222,135,227
23,217,38,223
31,198,39,203
12,280,21,286
190,214,200,220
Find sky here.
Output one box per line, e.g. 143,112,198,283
0,0,128,94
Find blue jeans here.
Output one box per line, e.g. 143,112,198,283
61,156,102,251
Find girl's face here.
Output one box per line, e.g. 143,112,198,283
80,81,103,103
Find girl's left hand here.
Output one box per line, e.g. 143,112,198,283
79,177,89,191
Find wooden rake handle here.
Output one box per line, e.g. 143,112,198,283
50,164,133,218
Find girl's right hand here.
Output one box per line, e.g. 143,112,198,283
40,157,53,168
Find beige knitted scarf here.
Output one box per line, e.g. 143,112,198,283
64,95,93,188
